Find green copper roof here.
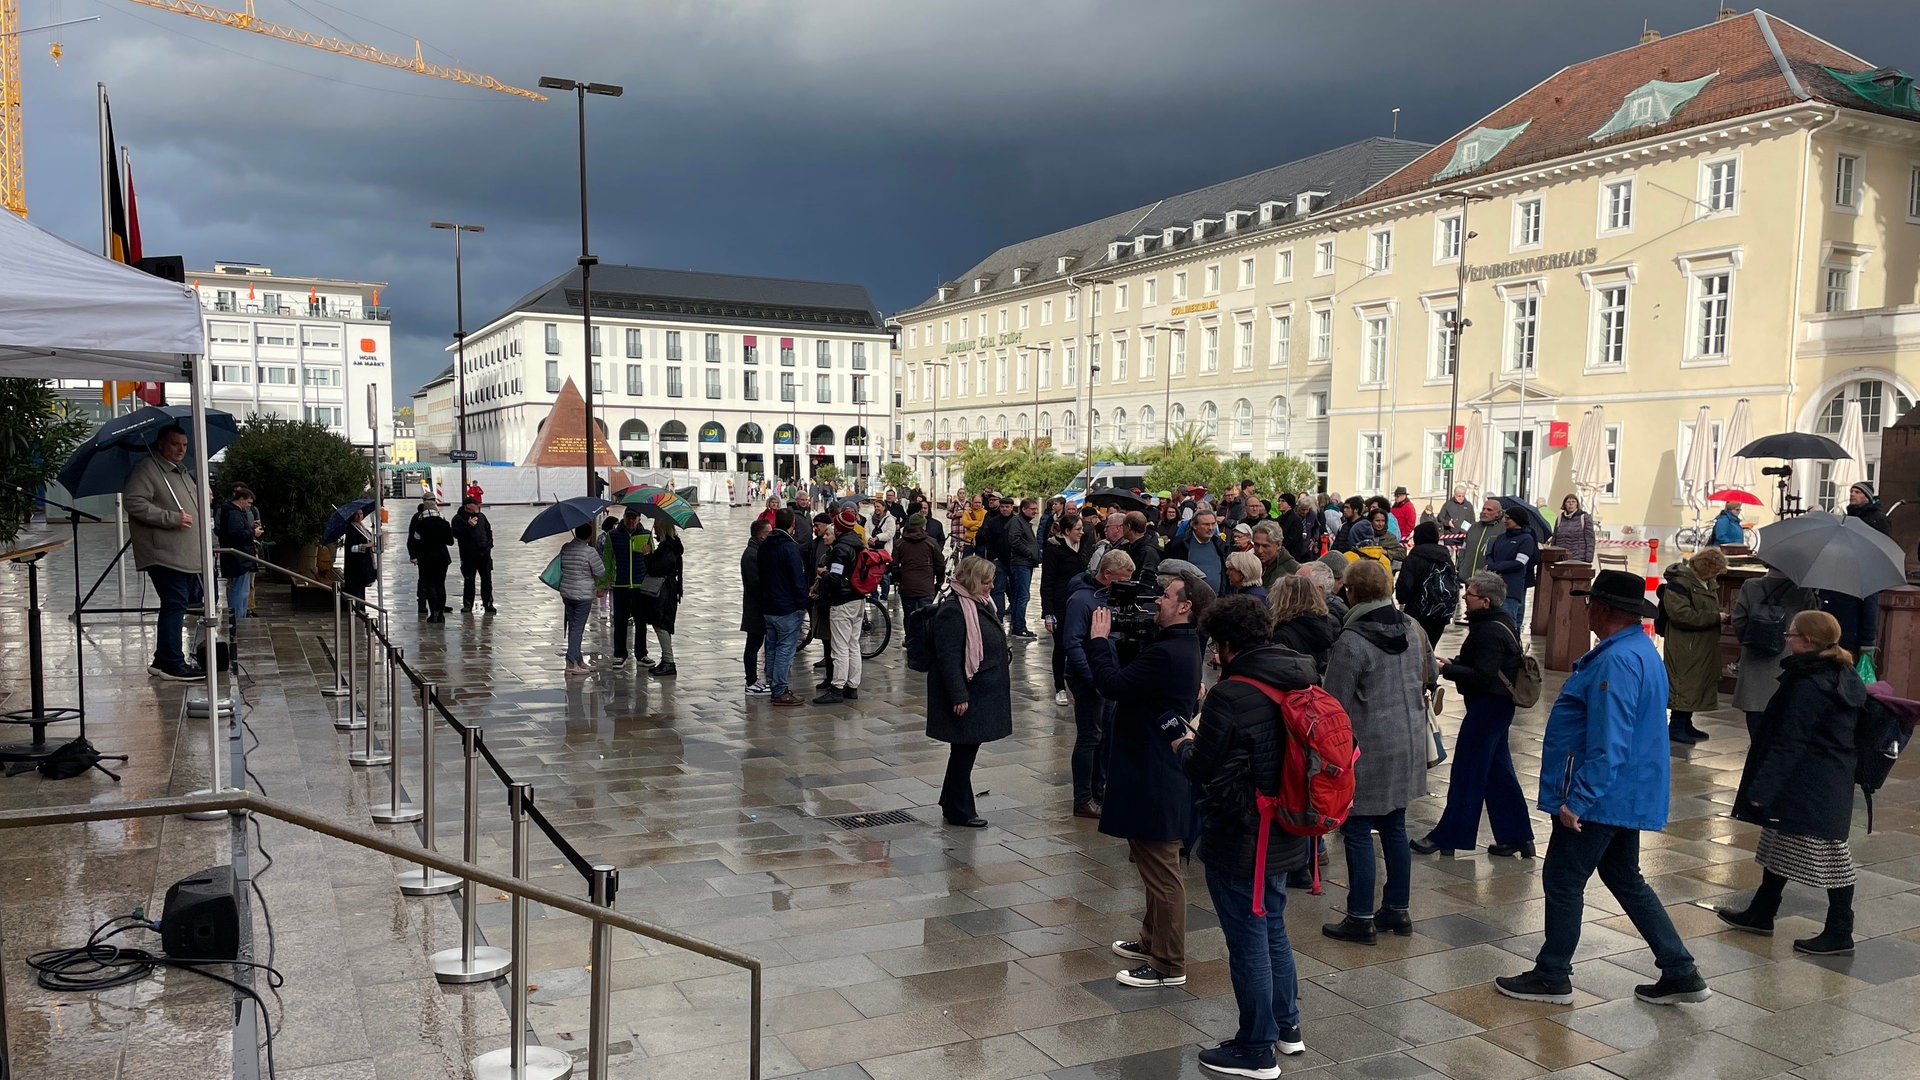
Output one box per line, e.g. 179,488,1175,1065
1434,122,1532,181
1590,73,1719,141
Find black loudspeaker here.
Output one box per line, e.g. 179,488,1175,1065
135,255,186,283
161,865,239,961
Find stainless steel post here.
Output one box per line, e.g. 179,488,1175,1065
321,583,349,696
586,864,617,1080
350,635,393,767
470,783,574,1080
371,649,416,815
398,681,460,895
333,603,363,730
431,722,510,983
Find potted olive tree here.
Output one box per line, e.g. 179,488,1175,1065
215,416,368,587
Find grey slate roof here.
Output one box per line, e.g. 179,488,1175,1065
488,265,886,335
898,136,1431,316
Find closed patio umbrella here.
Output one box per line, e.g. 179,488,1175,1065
1721,398,1754,492
1829,399,1866,507
1679,405,1717,515
1456,409,1487,504
1569,406,1608,503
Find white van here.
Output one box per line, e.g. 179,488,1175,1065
1059,462,1149,506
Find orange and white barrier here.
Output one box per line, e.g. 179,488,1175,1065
1642,538,1661,637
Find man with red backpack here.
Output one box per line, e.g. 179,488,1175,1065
1168,594,1322,1077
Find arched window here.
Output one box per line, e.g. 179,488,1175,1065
1199,402,1218,439
619,419,649,443
698,421,725,443
976,415,988,438
1038,411,1052,439
956,419,970,443
1089,408,1102,445
736,422,763,444
660,420,688,442
1268,396,1290,437
1139,405,1156,442
1111,407,1129,448
1812,376,1915,507
1016,413,1029,440
774,423,799,446
995,413,1008,439
1233,398,1252,437
808,424,835,445
844,426,867,446
939,419,950,439
1170,402,1188,435
1061,410,1078,445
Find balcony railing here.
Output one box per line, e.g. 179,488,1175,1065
207,302,392,323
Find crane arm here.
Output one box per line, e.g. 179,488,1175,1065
122,0,546,100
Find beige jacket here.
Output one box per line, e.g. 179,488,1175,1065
124,454,204,574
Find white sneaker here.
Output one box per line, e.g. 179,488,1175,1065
746,682,773,695
1054,690,1070,707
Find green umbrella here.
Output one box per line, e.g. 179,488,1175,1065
611,485,703,529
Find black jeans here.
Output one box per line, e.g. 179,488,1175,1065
743,624,766,683
1068,678,1110,804
1050,631,1068,692
940,743,980,820
417,564,449,616
610,589,647,659
460,558,493,608
1534,820,1696,980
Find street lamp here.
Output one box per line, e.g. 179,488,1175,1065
1442,190,1493,494
1070,275,1115,480
430,222,484,493
923,359,949,500
1148,323,1186,442
538,75,624,497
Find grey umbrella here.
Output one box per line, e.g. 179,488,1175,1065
1757,515,1906,598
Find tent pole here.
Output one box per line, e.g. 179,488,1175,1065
188,356,227,812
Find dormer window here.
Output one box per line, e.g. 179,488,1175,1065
1590,73,1717,140
1162,226,1187,247
1057,255,1076,274
1108,241,1129,261
1295,190,1330,216
1226,210,1252,232
1259,201,1285,224
937,285,954,302
1434,123,1531,180
972,277,989,294
1132,237,1150,257
1193,217,1220,240
1012,266,1030,284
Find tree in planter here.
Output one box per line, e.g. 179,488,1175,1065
812,463,843,489
879,461,915,493
215,418,369,573
0,381,89,547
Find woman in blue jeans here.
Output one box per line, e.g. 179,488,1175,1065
1319,560,1433,944
557,521,605,676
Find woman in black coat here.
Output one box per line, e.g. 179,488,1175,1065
1269,575,1339,675
927,556,1013,828
1041,515,1093,704
1415,572,1534,859
1395,521,1456,648
642,521,685,676
1718,610,1866,956
741,524,769,692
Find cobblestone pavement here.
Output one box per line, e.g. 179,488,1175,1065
7,502,1920,1079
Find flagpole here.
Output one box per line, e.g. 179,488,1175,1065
97,83,111,258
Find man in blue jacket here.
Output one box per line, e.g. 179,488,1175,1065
1496,570,1710,1008
757,508,810,707
1485,507,1540,630
1062,550,1134,819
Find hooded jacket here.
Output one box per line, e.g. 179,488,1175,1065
1537,624,1671,830
1041,535,1091,622
124,454,205,574
1061,571,1109,684
407,508,454,569
757,528,809,617
1395,541,1458,618
1177,644,1318,877
1324,601,1432,815
450,507,494,563
891,527,945,598
1486,524,1540,601
1847,483,1893,536
1733,651,1865,840
1272,611,1340,674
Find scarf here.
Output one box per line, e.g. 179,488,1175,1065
1343,595,1395,626
956,585,990,679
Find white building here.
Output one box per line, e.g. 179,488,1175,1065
193,261,394,447
456,265,893,482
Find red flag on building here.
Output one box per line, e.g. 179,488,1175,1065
122,152,144,264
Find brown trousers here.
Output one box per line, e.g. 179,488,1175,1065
1129,839,1186,977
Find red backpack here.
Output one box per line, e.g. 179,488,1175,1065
1226,677,1358,913
850,545,891,596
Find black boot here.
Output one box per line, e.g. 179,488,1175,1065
1321,915,1377,944
1715,870,1786,935
1794,885,1855,955
1668,711,1702,744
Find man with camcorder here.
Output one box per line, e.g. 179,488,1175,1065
1063,550,1135,819
1083,569,1213,991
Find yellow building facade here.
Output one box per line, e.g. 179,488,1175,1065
895,11,1918,532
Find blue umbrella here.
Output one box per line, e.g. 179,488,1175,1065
520,496,616,542
321,499,378,546
1497,495,1552,543
57,405,240,497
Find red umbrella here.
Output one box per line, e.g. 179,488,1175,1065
1707,488,1762,506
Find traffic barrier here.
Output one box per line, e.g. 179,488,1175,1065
1642,538,1661,637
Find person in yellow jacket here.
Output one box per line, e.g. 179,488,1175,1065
960,496,987,554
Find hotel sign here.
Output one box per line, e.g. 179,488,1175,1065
945,331,1024,354
1466,248,1599,282
1170,300,1218,316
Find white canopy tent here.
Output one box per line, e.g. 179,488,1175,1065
0,209,226,796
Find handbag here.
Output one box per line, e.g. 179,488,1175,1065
633,576,667,599
1493,622,1544,708
1412,618,1447,768
539,553,563,592
1427,711,1448,769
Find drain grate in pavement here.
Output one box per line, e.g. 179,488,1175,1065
818,810,917,829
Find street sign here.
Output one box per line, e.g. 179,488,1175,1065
449,450,478,461
1440,452,1455,470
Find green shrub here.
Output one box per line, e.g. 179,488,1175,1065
216,417,369,547
0,382,88,546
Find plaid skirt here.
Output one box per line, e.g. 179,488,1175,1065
1755,828,1857,889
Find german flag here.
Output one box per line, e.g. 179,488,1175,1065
104,95,131,264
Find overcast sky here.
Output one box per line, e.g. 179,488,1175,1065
15,1,1913,397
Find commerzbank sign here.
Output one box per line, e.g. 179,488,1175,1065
1465,247,1599,282
945,331,1025,354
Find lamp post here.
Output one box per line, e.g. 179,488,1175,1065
1442,191,1493,494
1148,324,1186,443
923,359,949,500
430,222,483,494
538,75,624,497
1069,275,1115,480
1021,345,1051,455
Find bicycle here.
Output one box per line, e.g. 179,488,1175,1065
1671,523,1759,553
799,595,891,660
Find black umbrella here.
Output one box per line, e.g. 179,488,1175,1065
57,405,240,497
519,496,617,542
1757,515,1906,598
1084,489,1149,514
1497,496,1552,543
1735,433,1850,461
320,499,377,545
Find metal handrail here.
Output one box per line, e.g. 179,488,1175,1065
219,547,388,614
0,790,763,1079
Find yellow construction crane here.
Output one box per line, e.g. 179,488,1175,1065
1,0,543,216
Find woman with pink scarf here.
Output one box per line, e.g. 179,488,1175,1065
926,556,1013,828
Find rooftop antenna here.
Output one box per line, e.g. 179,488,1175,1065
1391,107,1400,136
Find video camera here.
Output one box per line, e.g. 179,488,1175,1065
1761,465,1793,478
1105,577,1163,661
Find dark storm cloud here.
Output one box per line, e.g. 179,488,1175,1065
12,1,1908,395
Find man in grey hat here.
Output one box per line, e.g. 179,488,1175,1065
1497,569,1709,1009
